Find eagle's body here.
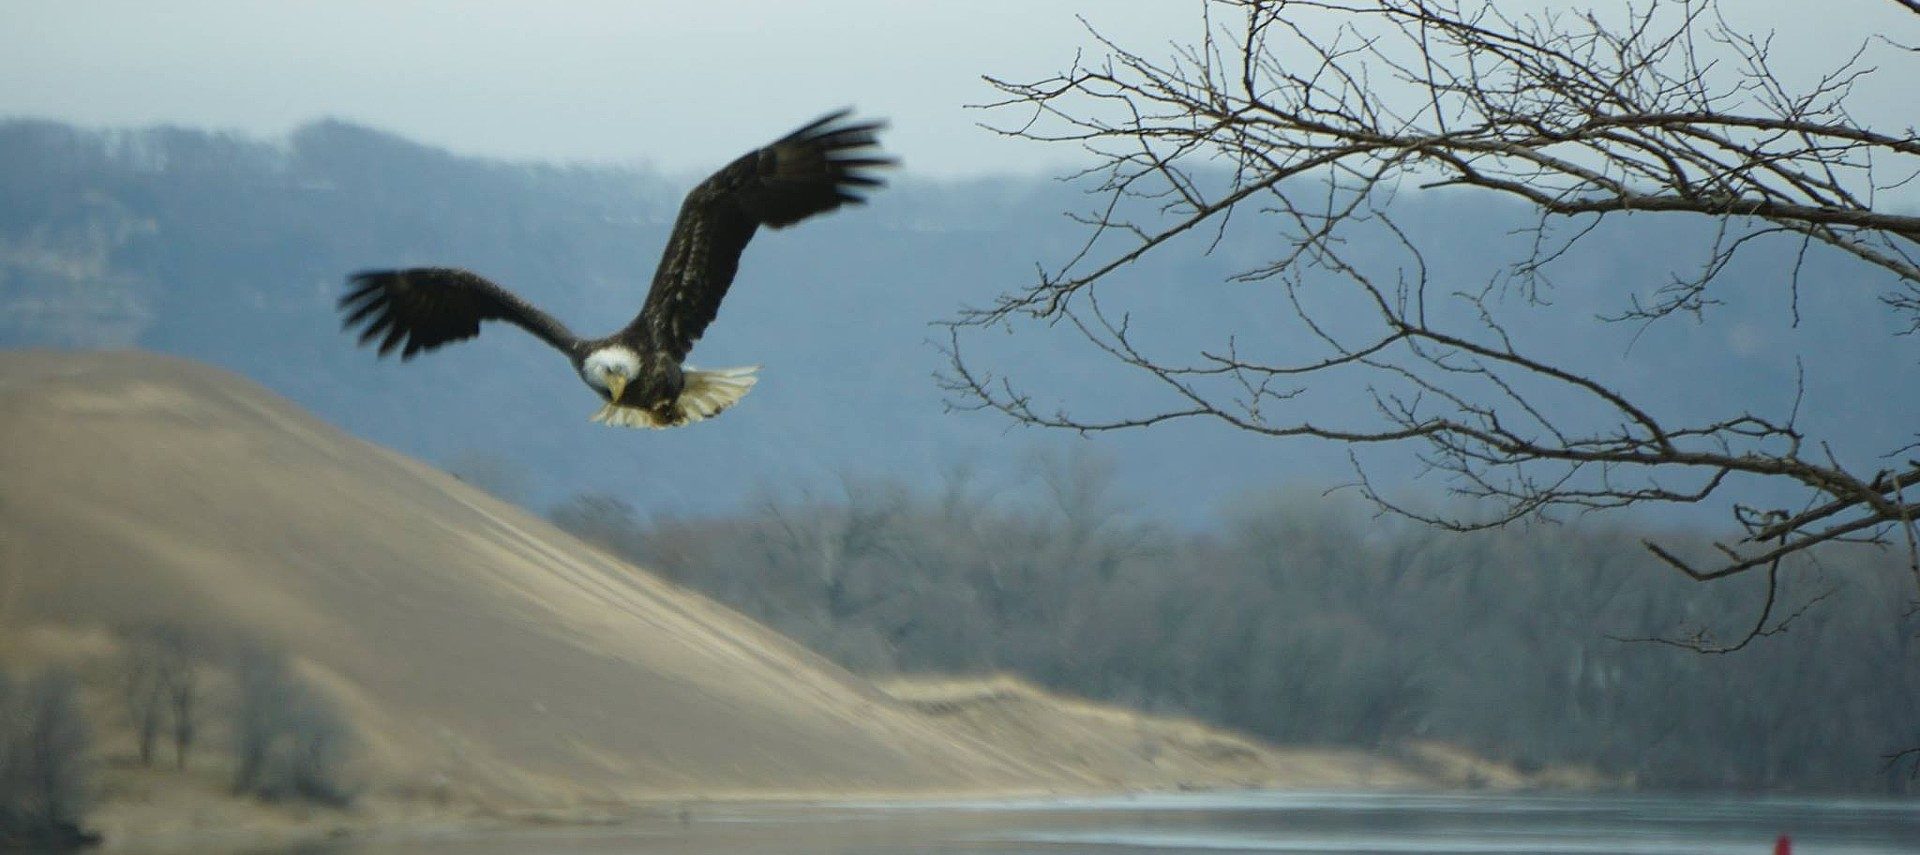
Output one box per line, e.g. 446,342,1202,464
338,111,892,428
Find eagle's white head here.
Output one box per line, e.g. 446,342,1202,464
581,346,642,401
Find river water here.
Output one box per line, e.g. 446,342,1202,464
296,790,1919,855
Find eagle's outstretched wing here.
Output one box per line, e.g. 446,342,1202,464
339,268,581,360
624,110,894,361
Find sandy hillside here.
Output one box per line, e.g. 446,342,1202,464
881,676,1438,791
0,350,1472,838
0,351,1054,804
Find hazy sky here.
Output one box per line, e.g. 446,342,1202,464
3,1,1910,178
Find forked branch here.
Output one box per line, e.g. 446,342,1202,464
943,0,1920,586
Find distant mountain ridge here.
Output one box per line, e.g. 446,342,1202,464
2,117,1914,524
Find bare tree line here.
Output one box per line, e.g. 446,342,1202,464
554,456,1920,791
941,0,1920,615
118,627,353,804
1,624,356,845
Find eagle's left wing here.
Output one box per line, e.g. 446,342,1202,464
339,268,581,360
623,110,894,362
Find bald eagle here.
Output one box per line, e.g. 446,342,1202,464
337,110,893,428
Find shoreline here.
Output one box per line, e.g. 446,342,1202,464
92,776,1596,853
95,783,1920,853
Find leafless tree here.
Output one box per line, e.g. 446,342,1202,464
229,643,352,805
758,476,913,624
119,624,201,769
0,668,94,846
943,0,1920,636
168,663,196,773
120,649,166,768
229,644,286,796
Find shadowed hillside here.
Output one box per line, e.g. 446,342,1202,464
0,350,1048,805
0,350,1470,845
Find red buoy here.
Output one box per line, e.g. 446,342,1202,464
1774,834,1792,855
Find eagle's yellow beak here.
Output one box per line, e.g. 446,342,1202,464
606,374,628,402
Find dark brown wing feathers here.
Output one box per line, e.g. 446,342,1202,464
339,267,579,360
626,109,895,361
335,111,891,369
738,110,892,227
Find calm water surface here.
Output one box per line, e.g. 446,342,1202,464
285,791,1920,855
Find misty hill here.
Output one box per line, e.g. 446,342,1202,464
4,118,1915,525
0,350,1037,805
0,350,1477,842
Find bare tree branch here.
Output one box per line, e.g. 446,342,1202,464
944,0,1920,586
1607,555,1837,653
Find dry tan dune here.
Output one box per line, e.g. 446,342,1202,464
0,350,1478,845
879,675,1438,791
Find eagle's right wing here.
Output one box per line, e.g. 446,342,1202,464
339,268,580,360
622,110,894,362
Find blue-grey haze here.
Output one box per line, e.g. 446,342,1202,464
1,118,1914,528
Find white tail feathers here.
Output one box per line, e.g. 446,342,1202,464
677,364,760,421
589,365,760,429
